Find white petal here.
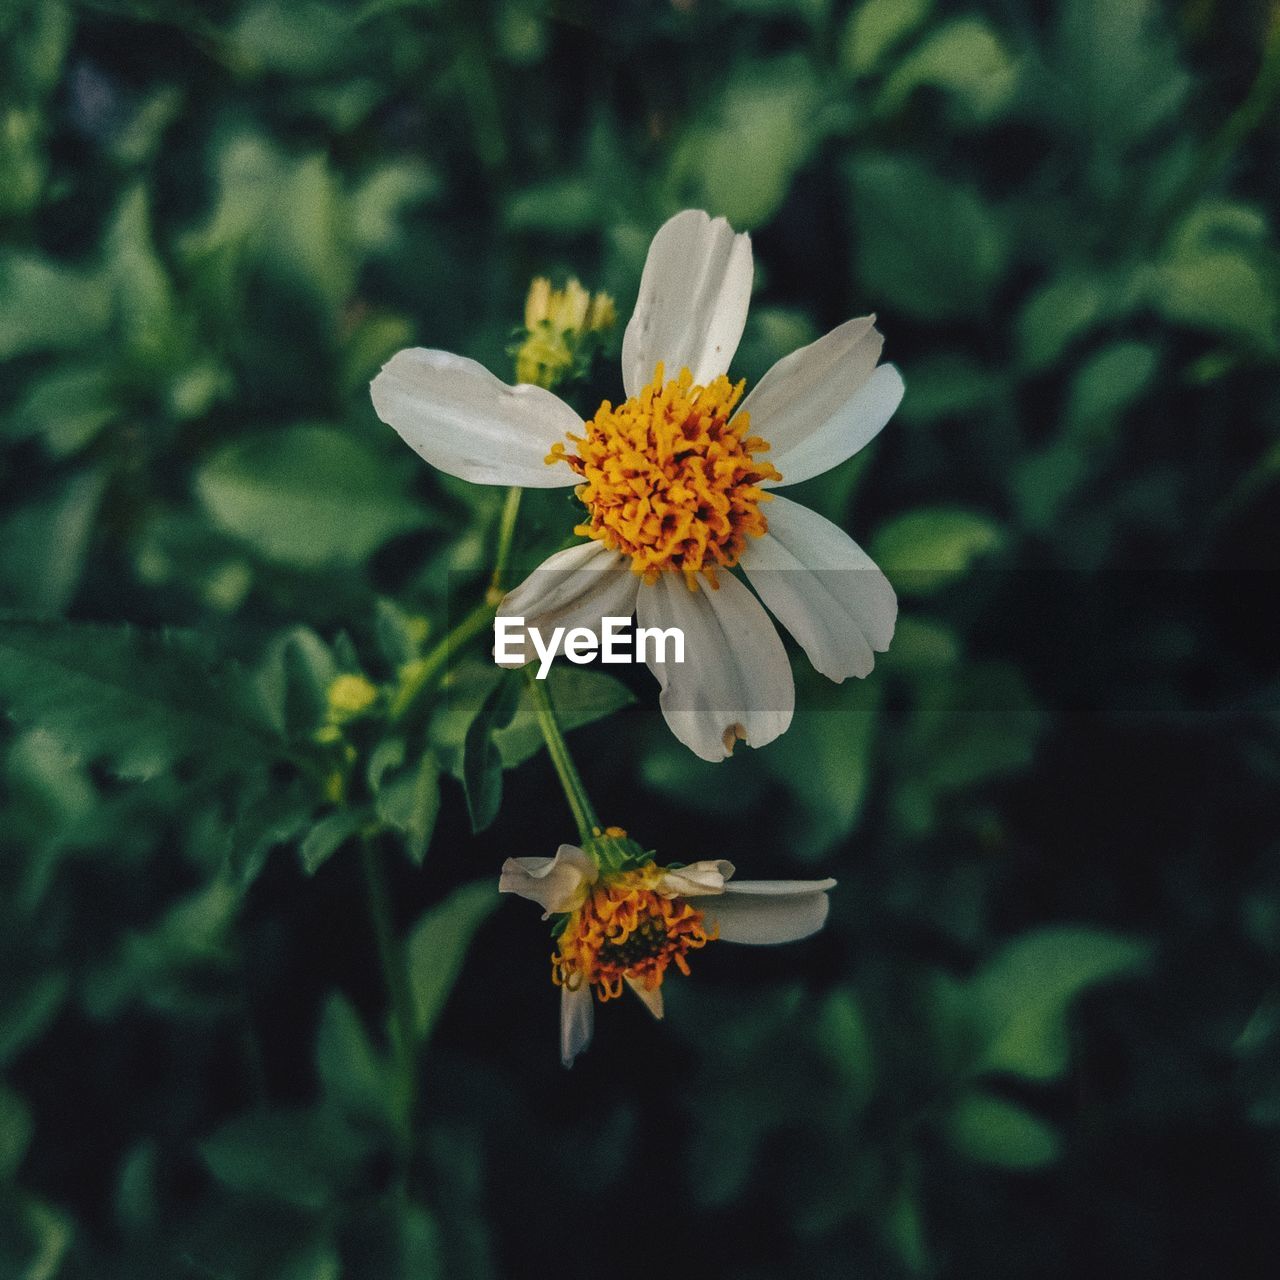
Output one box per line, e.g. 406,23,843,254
740,495,896,680
620,210,753,398
638,572,794,763
657,859,736,898
738,317,903,485
495,541,639,668
624,977,665,1020
371,348,580,488
498,844,597,918
560,982,594,1068
702,880,835,945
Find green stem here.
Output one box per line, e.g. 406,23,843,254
361,839,418,1156
487,486,524,602
523,666,600,843
388,597,496,725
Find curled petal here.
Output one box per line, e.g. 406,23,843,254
657,859,736,898
638,571,794,763
371,348,580,488
498,844,598,918
700,878,836,945
740,494,896,681
495,541,639,668
560,982,594,1068
621,210,753,398
624,976,665,1020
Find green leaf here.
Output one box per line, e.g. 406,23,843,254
0,252,110,360
845,155,1007,319
839,0,933,76
0,1088,33,1182
946,1092,1061,1168
667,56,822,228
0,620,282,780
1063,341,1158,439
315,995,392,1126
370,741,441,865
1016,274,1111,371
405,881,498,1043
494,667,635,769
4,364,117,456
299,810,368,875
0,471,105,614
879,18,1019,124
461,674,520,834
0,975,68,1070
870,507,1003,595
200,1107,365,1210
969,927,1150,1080
195,425,426,570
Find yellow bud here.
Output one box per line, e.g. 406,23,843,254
327,673,379,719
586,291,616,333
547,277,591,331
524,276,552,329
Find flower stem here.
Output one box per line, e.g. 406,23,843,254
361,838,418,1156
487,485,523,602
523,666,600,844
388,597,496,726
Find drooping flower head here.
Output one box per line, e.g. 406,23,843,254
372,210,902,760
499,829,835,1067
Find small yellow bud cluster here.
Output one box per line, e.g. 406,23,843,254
514,277,616,391
326,673,379,721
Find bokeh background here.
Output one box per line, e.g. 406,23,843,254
2,0,1279,1275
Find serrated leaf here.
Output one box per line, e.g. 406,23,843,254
947,1092,1060,1168
0,620,283,780
196,425,426,570
405,881,498,1043
969,927,1149,1080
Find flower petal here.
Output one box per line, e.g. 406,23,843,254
740,494,896,680
657,859,736,897
702,879,836,945
625,977,665,1020
371,348,580,488
734,314,902,486
495,541,639,668
620,210,753,398
498,844,597,918
637,571,794,762
560,982,594,1068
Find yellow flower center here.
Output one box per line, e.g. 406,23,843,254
551,862,716,1001
546,364,781,589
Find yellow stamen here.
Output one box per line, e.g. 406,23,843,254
546,364,780,589
551,861,716,1000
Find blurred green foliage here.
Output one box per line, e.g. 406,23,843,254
2,0,1279,1276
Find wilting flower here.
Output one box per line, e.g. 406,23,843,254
372,209,901,760
498,830,835,1067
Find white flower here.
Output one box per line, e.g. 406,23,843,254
498,841,835,1067
372,209,901,760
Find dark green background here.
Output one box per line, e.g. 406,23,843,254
2,0,1278,1276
